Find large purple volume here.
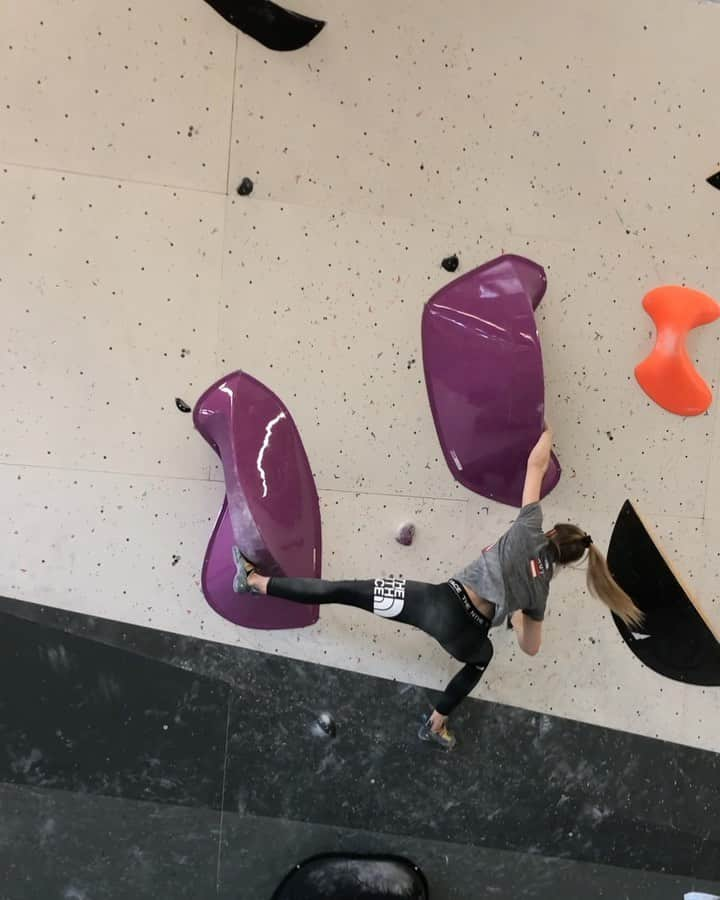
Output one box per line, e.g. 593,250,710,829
422,254,561,507
194,372,321,629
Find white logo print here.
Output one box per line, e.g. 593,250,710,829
373,577,406,618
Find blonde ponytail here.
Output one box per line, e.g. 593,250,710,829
549,522,645,628
586,544,644,628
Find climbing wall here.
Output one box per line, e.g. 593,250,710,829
1,0,719,758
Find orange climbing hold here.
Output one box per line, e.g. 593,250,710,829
635,285,720,416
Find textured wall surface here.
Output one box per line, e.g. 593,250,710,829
1,0,719,753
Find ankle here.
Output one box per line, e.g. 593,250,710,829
249,572,268,594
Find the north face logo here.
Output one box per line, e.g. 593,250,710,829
373,576,406,618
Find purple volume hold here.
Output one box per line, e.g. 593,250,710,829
193,371,321,629
422,254,561,507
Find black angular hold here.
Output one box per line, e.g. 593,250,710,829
441,254,459,273
707,170,720,191
236,177,254,196
607,500,720,685
175,398,192,413
204,0,325,52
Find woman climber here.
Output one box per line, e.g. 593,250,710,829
232,427,642,750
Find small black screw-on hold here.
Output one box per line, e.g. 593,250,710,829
171,554,181,566
707,170,720,191
175,398,192,413
237,177,254,196
441,254,459,272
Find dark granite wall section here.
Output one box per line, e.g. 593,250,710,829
223,656,720,879
222,813,720,900
0,594,719,899
0,611,229,808
0,783,223,899
2,788,718,900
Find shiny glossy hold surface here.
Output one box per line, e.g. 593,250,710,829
635,285,720,417
194,372,321,629
422,254,561,507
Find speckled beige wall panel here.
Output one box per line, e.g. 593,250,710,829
216,198,480,498
229,0,720,239
1,1,235,191
0,165,224,478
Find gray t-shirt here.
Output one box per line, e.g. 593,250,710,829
454,502,552,627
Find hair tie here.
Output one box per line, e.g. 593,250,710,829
584,534,593,548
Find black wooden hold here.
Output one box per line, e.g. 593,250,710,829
441,254,459,273
204,0,325,52
707,170,720,191
236,177,254,196
607,500,720,685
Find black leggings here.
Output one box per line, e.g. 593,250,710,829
268,575,494,716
